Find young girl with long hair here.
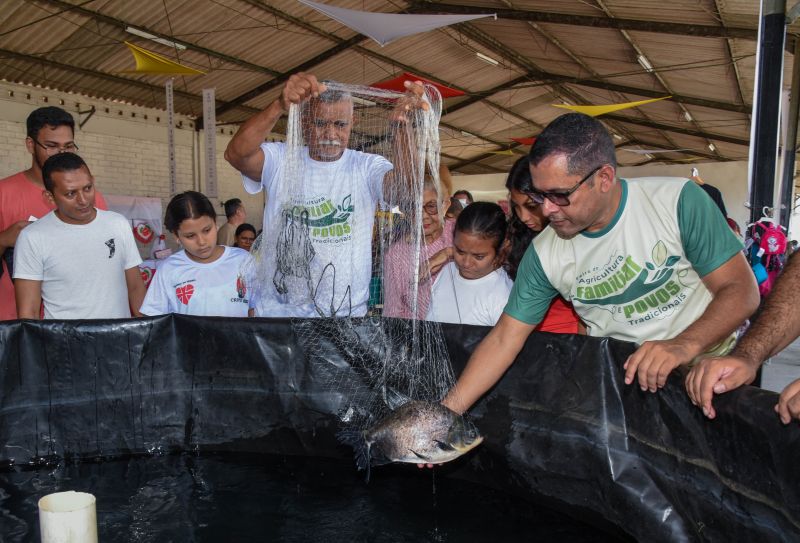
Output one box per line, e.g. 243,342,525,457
426,202,512,326
140,191,252,317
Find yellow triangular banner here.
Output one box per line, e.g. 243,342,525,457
122,41,205,75
488,149,517,156
552,96,671,117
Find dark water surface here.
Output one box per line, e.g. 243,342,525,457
1,454,626,542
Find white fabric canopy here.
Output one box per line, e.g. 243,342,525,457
298,0,496,46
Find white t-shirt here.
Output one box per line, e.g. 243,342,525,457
242,142,393,317
426,262,513,326
14,209,142,319
140,246,252,317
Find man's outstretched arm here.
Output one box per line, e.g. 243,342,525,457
442,313,537,414
225,73,325,180
686,252,800,419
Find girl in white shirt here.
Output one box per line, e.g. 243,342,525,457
140,191,252,317
426,202,512,326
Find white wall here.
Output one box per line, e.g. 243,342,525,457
449,172,507,203
0,81,268,238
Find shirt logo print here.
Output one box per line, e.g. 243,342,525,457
105,238,115,258
176,284,194,305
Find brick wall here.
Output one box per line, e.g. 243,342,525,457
0,80,271,231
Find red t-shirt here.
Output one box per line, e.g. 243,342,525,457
535,296,580,334
0,171,108,320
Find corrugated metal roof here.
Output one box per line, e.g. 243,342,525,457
0,0,792,173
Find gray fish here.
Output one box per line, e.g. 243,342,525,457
338,401,483,481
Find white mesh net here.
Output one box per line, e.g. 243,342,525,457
242,81,456,429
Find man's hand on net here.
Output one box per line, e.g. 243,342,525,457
391,80,429,123
280,73,326,112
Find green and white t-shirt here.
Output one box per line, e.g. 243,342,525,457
505,178,743,347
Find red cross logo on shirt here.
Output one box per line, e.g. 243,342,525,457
176,284,194,305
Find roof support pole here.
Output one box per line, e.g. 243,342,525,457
780,17,800,227
749,0,787,225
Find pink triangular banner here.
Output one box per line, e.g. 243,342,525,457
298,0,496,46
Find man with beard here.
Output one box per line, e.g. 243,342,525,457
0,106,108,320
225,72,427,317
439,113,759,416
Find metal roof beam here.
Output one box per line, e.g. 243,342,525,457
602,113,749,146
212,35,366,119
454,23,750,114
410,2,761,40
447,143,523,171
226,1,545,134
618,139,725,161
36,0,282,77
0,48,260,116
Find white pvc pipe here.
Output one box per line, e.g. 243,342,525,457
38,491,98,543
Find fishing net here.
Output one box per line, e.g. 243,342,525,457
242,81,456,429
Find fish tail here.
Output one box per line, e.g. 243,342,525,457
336,427,371,475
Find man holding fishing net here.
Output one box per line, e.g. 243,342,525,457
225,72,432,318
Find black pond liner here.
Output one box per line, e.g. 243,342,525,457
0,315,798,542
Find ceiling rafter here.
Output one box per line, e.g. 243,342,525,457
712,0,749,114
408,2,769,41
594,0,723,159
451,20,750,113
84,0,753,157
448,18,734,165
618,139,725,162
10,0,757,174
224,0,545,137
487,0,674,157
0,47,260,116
602,113,749,146
37,0,283,77
446,143,523,171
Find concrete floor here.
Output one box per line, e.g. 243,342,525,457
761,337,800,393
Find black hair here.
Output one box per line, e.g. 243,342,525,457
504,156,535,280
42,152,89,192
165,191,217,233
27,106,75,140
529,113,616,176
504,156,533,193
455,201,507,252
223,198,243,219
453,190,474,204
235,223,256,237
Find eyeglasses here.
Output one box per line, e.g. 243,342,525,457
527,165,603,207
33,139,79,155
422,201,439,215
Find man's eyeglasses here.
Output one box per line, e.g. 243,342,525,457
527,165,603,207
32,140,79,155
